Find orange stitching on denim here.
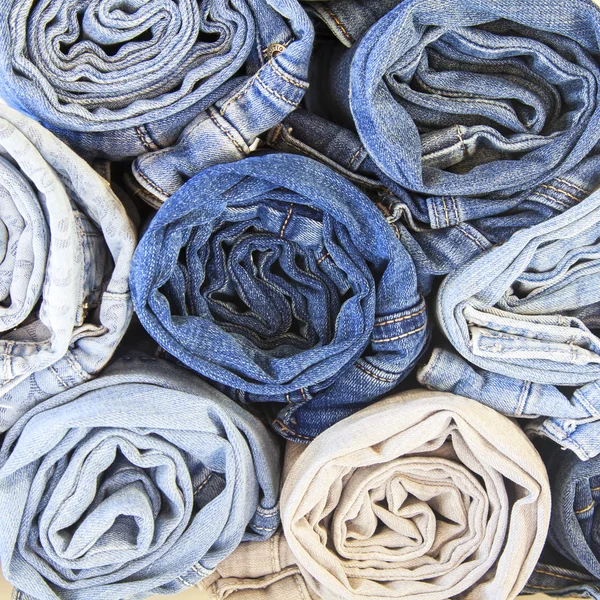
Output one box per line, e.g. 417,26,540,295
324,7,354,43
534,569,592,582
591,486,600,492
273,419,314,440
280,204,294,237
255,75,299,107
575,501,594,514
441,196,450,226
556,178,588,194
300,387,308,402
533,191,571,209
355,362,397,383
136,125,156,152
375,305,426,327
348,147,362,170
527,584,563,591
540,184,583,203
372,323,427,343
317,252,330,264
456,225,486,250
270,61,308,90
136,168,169,199
194,473,213,496
208,110,245,155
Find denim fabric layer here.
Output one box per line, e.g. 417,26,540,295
200,530,318,600
266,106,600,295
523,556,600,599
281,391,550,600
0,105,135,433
130,153,428,442
0,356,281,600
310,0,600,199
0,0,313,164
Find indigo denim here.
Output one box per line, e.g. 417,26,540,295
310,0,600,198
130,153,428,442
0,105,135,434
0,355,281,600
281,390,550,600
0,0,313,167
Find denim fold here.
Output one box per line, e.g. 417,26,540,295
0,355,281,600
281,390,550,600
130,153,428,442
0,0,313,165
0,105,135,434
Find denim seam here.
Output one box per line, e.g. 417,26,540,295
317,252,330,264
272,419,313,440
450,195,460,223
375,305,426,326
441,196,451,226
255,75,299,108
535,568,596,583
194,473,214,496
347,147,362,170
2,340,14,379
575,501,594,514
220,78,256,116
372,323,427,343
456,225,486,250
516,380,531,416
455,125,468,158
252,525,277,532
270,62,308,90
64,352,91,382
279,204,294,237
322,6,354,44
556,178,589,194
574,387,600,418
48,364,70,390
208,110,245,156
355,362,397,383
417,347,442,386
136,167,169,199
533,191,572,209
256,506,279,518
177,575,193,587
540,183,583,203
135,125,159,152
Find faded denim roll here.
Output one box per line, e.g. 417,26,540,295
0,356,281,600
130,153,428,442
0,0,313,166
0,105,135,433
281,390,550,600
420,187,600,460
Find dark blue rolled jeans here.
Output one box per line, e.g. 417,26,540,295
130,153,428,442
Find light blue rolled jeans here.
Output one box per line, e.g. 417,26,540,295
0,355,282,600
0,105,135,434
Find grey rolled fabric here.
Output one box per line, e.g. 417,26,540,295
279,391,550,600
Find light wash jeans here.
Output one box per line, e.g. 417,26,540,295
280,390,550,599
0,356,282,600
0,105,135,433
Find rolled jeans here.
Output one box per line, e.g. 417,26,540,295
0,0,314,172
0,355,281,600
0,105,135,433
130,153,428,442
279,390,550,600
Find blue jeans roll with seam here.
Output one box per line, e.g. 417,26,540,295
130,153,429,442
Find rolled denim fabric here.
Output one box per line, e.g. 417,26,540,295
316,0,600,199
200,530,318,600
0,355,281,600
281,390,550,600
130,153,428,442
0,0,313,165
0,105,135,433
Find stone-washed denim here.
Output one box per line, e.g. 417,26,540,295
0,355,281,600
281,390,550,600
0,0,313,167
0,105,135,433
130,153,428,442
420,187,600,459
518,445,600,599
310,0,600,198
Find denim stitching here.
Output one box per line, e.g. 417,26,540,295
273,419,313,440
556,178,589,194
575,501,594,514
375,305,426,326
220,78,256,116
323,6,354,44
279,204,294,237
270,61,308,90
193,472,214,496
49,364,70,390
441,196,451,226
136,167,169,199
455,125,468,158
317,252,330,264
64,353,90,382
450,195,460,223
208,110,245,156
355,362,397,383
256,506,279,517
252,525,277,532
540,183,583,203
516,380,530,416
535,569,594,582
533,191,571,209
372,323,427,343
456,225,486,250
347,147,362,170
255,75,299,107
178,575,193,587
135,125,158,152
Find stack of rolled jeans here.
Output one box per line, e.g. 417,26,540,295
1,0,600,598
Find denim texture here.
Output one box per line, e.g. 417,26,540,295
130,153,428,442
0,355,281,600
311,0,600,198
281,390,550,600
0,105,136,434
0,0,313,166
420,185,600,459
